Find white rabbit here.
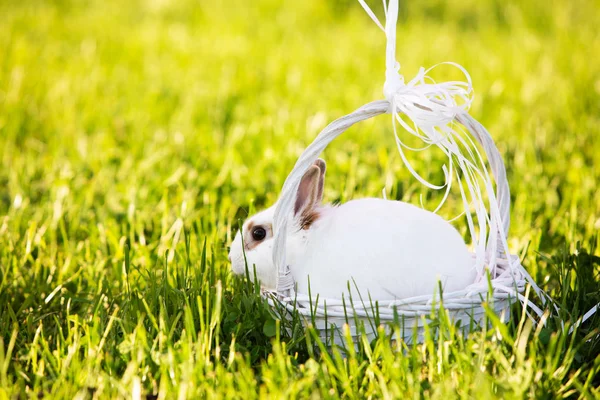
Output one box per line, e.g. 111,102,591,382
229,159,475,300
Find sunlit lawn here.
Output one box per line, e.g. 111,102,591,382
0,0,599,398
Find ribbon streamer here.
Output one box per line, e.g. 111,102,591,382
270,0,597,331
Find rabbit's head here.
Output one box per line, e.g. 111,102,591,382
229,159,326,289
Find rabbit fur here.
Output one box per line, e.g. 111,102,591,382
229,159,475,300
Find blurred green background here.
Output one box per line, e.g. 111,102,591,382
0,0,599,397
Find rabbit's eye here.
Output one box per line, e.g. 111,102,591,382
252,226,267,241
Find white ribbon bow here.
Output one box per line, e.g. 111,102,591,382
357,0,598,328
360,0,498,272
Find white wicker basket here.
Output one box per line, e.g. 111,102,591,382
263,0,543,346
264,101,534,346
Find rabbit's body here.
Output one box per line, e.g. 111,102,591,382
229,159,476,301
293,198,475,300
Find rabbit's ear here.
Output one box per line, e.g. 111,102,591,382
313,158,326,203
294,165,321,217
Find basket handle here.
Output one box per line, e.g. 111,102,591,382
272,100,511,295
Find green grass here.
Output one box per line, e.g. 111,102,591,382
1,0,599,398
